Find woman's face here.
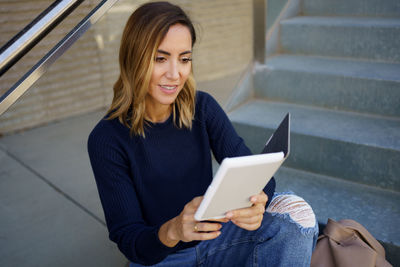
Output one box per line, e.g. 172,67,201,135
146,24,192,112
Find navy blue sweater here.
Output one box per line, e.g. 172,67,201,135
87,91,276,265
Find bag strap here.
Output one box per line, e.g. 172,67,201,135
337,219,386,257
323,218,356,244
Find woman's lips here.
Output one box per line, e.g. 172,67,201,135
159,85,178,94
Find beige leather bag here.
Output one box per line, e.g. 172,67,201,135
311,218,392,267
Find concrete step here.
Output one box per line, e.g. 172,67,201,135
280,16,400,63
275,166,400,266
254,55,400,117
211,159,400,265
303,0,400,17
228,100,400,191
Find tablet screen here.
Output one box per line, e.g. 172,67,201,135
195,152,284,221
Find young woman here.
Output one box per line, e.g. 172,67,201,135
88,2,318,266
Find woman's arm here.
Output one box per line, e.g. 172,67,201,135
87,127,176,265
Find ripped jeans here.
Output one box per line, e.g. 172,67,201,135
130,193,319,267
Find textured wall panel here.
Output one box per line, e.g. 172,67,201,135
0,0,253,134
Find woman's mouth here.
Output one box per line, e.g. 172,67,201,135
159,85,178,94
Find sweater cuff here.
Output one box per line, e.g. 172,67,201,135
135,226,178,265
263,177,276,208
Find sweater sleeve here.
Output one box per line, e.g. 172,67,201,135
87,126,177,265
201,92,275,205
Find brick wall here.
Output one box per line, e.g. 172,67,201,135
0,0,253,134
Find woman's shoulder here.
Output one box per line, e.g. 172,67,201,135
88,114,130,149
195,90,221,112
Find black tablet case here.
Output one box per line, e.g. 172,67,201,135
261,113,290,158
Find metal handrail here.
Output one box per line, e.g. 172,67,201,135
0,0,120,116
0,0,83,76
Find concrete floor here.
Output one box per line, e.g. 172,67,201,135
0,109,127,267
0,71,245,267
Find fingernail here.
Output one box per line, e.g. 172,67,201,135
226,212,233,218
251,196,257,202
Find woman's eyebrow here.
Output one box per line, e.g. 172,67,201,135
157,49,192,56
180,50,192,56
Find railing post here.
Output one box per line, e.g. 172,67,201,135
253,0,266,64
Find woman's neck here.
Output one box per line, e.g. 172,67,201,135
145,102,172,123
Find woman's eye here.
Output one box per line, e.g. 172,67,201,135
155,57,166,63
181,57,192,63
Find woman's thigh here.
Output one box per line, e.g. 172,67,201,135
195,192,319,267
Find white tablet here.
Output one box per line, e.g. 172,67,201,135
194,113,290,221
194,152,285,221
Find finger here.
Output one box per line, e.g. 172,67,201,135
250,192,268,204
227,204,265,219
193,231,222,241
195,222,222,232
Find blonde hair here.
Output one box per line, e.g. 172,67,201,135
107,2,197,137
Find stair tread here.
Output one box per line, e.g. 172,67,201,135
280,16,400,63
211,160,400,245
281,16,400,27
264,55,400,82
275,166,400,246
229,100,400,151
303,0,400,17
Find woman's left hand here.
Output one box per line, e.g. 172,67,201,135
226,191,268,231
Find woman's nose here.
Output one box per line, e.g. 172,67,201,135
165,61,180,80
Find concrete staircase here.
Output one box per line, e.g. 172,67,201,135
228,0,400,264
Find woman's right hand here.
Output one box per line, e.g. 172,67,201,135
158,196,228,247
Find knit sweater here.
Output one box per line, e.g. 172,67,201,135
87,91,276,265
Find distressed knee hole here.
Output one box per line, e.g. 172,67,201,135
267,194,316,228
